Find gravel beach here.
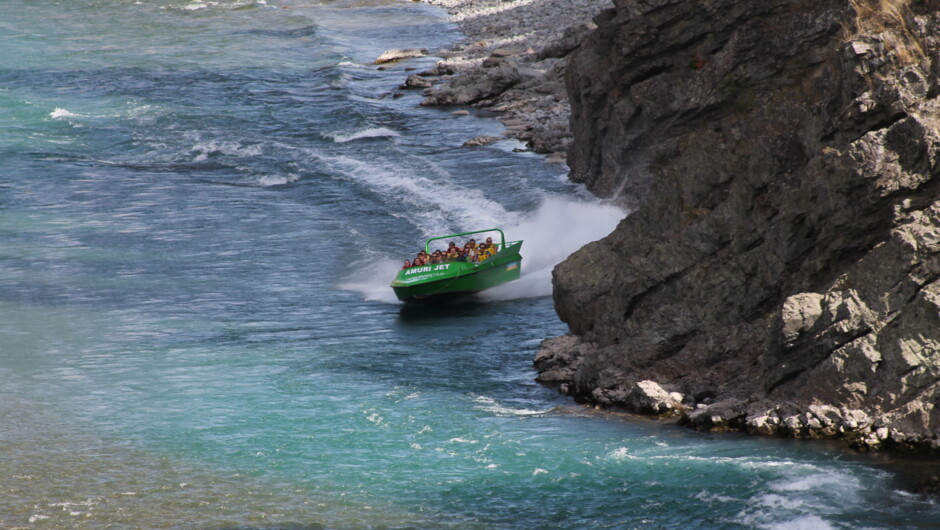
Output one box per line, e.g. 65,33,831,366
409,0,613,162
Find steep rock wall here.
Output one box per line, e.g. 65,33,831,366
538,0,940,451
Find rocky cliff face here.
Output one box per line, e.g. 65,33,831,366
537,0,940,451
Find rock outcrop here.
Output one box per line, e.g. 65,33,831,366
538,0,940,451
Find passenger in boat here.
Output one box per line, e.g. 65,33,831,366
430,251,442,264
483,240,497,258
477,242,494,262
413,254,426,266
402,259,412,270
445,246,459,261
463,239,477,258
475,243,488,262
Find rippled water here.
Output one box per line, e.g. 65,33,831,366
2,0,940,527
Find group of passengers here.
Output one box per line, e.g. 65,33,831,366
401,237,499,270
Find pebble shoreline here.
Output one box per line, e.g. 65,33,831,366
403,0,613,162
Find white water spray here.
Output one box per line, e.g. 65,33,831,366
340,255,407,304
481,196,626,301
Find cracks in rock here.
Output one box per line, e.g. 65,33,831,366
745,287,782,321
621,235,734,323
897,270,940,313
823,109,909,145
621,272,679,322
766,367,806,395
767,325,875,394
652,329,700,364
630,64,674,87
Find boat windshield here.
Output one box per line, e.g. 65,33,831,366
399,229,507,270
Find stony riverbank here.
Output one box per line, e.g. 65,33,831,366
404,0,613,161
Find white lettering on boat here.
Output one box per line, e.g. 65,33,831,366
404,264,450,276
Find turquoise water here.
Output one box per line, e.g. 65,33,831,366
2,0,939,527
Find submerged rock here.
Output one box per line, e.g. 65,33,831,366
374,48,428,65
538,0,940,452
461,135,502,147
400,74,433,90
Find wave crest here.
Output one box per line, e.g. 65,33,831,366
329,127,401,143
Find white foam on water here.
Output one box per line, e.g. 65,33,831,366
50,108,79,119
747,513,834,530
694,490,737,504
258,173,300,187
606,447,632,461
190,139,263,161
769,471,861,493
481,196,626,301
472,395,551,417
734,464,864,530
329,127,401,143
338,256,404,304
173,0,267,11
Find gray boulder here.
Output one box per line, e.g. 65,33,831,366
421,61,522,106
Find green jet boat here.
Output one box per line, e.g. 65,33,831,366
391,228,522,303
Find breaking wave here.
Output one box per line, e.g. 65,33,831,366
329,127,401,143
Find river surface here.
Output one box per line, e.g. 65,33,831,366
2,0,939,528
